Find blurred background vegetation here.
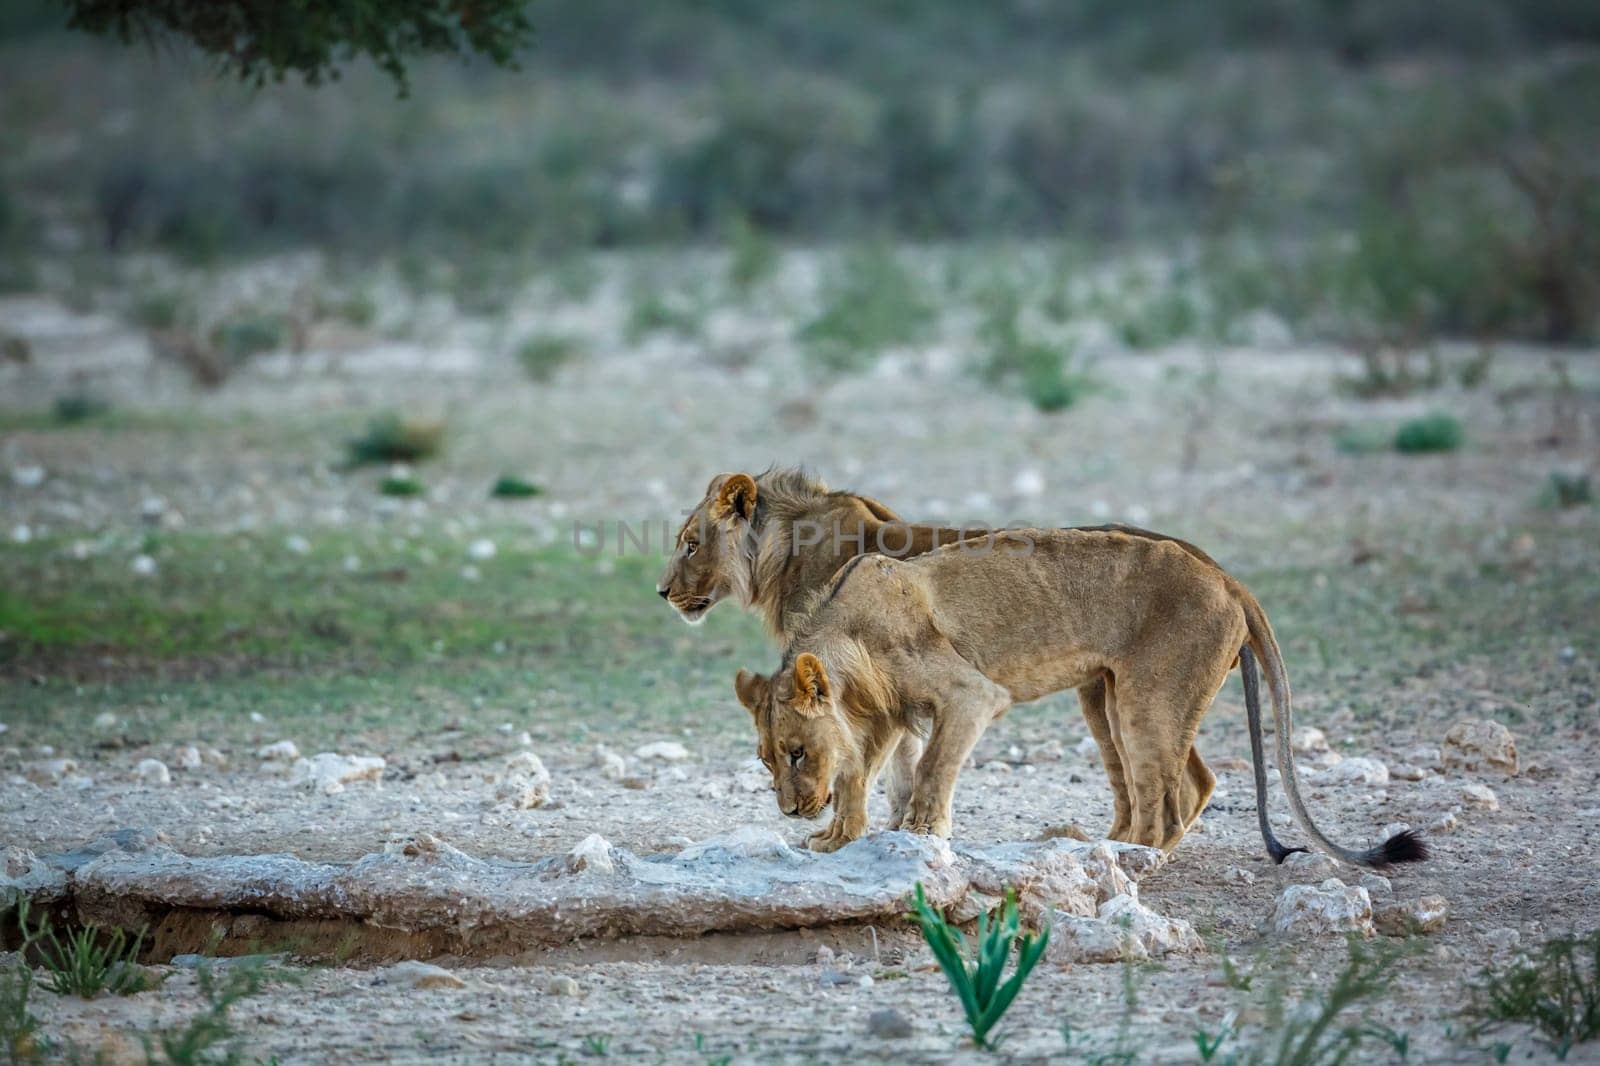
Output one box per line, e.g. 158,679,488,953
1,0,1597,349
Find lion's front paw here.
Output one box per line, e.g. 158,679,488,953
805,822,861,853
902,816,952,838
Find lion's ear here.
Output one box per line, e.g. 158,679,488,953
734,669,769,716
710,473,757,523
792,653,832,710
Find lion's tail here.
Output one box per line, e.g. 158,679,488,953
1239,595,1428,869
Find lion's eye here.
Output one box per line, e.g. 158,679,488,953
684,541,698,557
788,747,805,767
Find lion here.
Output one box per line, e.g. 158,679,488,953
658,468,1296,860
733,529,1427,868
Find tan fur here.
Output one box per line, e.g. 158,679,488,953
660,469,1216,836
735,529,1282,854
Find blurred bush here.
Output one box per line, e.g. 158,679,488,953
1,0,1596,345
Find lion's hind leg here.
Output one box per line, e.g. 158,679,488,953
1113,676,1212,854
1079,675,1135,842
882,732,922,830
1180,746,1216,831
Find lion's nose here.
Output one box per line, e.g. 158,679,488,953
656,586,670,600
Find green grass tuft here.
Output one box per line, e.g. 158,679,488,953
1,899,46,1062
800,246,932,372
908,882,1048,1051
53,393,111,424
1393,412,1463,454
1542,472,1593,510
345,414,444,466
209,310,289,366
23,904,148,999
148,956,280,1066
378,475,424,498
490,475,543,499
626,293,702,343
726,214,779,293
1466,929,1600,1060
516,333,582,382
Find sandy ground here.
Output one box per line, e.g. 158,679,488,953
3,263,1599,1063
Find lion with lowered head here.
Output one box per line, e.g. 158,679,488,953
658,468,1300,860
733,528,1427,868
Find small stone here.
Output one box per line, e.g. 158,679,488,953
1319,757,1389,786
1223,866,1257,887
495,751,550,809
1048,895,1202,964
11,465,44,488
1280,850,1341,882
1479,928,1520,954
288,753,385,794
1039,822,1093,843
1441,720,1518,776
34,758,77,782
566,833,615,875
819,969,867,988
619,775,652,790
284,535,311,555
467,538,497,561
546,975,580,996
4,846,39,878
258,740,300,762
946,892,1002,925
1388,763,1428,781
9,524,30,544
136,758,171,786
1358,873,1393,900
1212,755,1251,772
1428,808,1461,834
1291,727,1329,754
1403,745,1442,769
93,711,119,732
130,554,157,577
634,741,689,762
592,746,627,781
1012,469,1045,498
383,960,465,989
1460,783,1499,811
1025,739,1065,764
866,1008,914,1039
172,745,202,770
1374,895,1449,936
1270,880,1375,938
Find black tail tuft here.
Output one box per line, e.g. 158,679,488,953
1268,842,1310,865
1365,828,1429,868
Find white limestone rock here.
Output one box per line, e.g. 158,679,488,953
135,759,171,786
1291,727,1329,754
565,833,616,875
495,751,551,810
383,960,466,989
634,741,689,762
1460,783,1499,811
1320,757,1389,787
1441,720,1518,776
257,740,300,763
1374,895,1449,936
289,753,385,795
1270,879,1374,938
